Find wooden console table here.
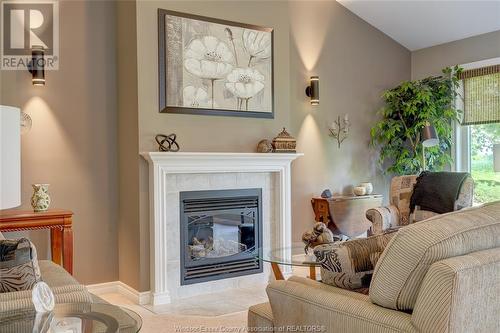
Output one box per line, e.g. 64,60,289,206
0,209,74,275
311,195,383,237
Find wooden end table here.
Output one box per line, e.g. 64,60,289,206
0,209,74,275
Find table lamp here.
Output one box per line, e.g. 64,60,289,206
0,105,21,209
421,122,439,171
494,144,500,173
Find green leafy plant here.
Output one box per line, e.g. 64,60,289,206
370,66,462,175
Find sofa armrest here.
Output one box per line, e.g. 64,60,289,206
366,205,400,235
0,285,92,312
455,176,474,210
266,278,414,333
412,248,500,333
248,302,274,332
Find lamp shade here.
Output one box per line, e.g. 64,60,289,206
421,123,439,147
494,144,500,172
0,106,21,209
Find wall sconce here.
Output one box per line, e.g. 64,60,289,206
305,76,319,105
27,45,45,86
328,114,350,148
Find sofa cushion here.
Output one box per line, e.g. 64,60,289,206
0,238,41,292
369,201,500,311
38,260,79,287
314,231,396,290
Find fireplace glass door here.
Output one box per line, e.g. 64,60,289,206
180,189,262,285
186,210,256,263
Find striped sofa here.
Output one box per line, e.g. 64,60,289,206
0,232,118,331
248,201,500,333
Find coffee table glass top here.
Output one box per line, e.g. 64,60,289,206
0,302,142,333
256,242,321,267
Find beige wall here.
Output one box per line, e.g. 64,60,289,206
133,0,291,292
288,1,410,241
117,0,142,291
0,0,118,285
118,0,410,291
411,30,500,79
2,0,494,291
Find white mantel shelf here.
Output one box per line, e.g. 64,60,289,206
141,152,303,172
140,151,303,306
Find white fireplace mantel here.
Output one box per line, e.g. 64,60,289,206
141,152,302,305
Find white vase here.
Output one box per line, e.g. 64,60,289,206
359,182,373,195
31,184,51,212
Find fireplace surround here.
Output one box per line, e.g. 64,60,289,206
141,152,302,305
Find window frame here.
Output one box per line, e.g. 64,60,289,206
453,57,500,173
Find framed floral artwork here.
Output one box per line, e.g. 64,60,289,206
158,9,274,118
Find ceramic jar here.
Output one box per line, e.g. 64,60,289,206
353,186,367,196
31,184,51,212
359,182,373,195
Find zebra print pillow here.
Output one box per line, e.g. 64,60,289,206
314,230,397,291
0,238,41,293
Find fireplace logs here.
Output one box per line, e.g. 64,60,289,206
189,236,248,260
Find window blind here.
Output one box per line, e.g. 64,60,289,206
459,64,500,125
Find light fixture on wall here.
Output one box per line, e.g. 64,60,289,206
27,45,45,86
305,76,319,105
421,121,439,170
494,143,500,172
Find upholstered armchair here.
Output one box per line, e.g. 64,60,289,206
366,175,474,235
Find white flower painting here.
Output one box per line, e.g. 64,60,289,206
159,10,273,118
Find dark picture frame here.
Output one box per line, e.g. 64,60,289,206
158,9,274,118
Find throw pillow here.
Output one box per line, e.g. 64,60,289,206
0,238,41,293
314,230,396,290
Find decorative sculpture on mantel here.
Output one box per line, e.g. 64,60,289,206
155,133,180,152
272,128,297,153
328,114,350,148
256,139,273,153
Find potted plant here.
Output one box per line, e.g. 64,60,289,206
370,66,462,175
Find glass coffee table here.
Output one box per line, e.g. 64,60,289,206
256,243,322,280
0,302,142,333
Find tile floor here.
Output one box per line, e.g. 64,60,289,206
97,266,310,332
142,284,269,316
98,284,268,333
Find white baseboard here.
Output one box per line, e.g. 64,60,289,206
86,281,151,305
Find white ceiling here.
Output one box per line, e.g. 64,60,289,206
337,0,500,51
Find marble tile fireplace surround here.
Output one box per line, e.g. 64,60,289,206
141,152,302,306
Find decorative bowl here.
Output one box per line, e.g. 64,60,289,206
353,186,367,196
359,182,373,195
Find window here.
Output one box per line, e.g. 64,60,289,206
470,123,500,203
455,59,500,204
